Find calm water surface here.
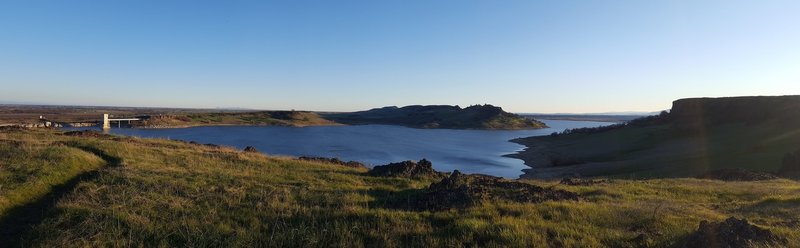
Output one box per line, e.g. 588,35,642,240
67,120,609,178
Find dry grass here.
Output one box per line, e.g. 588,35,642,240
1,129,798,247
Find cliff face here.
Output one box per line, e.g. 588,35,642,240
671,96,800,129
512,95,800,179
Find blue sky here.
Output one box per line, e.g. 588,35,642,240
1,1,798,113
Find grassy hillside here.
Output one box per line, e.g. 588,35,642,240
135,111,340,128
1,128,798,247
510,96,800,179
325,104,546,130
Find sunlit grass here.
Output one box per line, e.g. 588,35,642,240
1,129,798,247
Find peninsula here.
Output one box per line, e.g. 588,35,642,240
510,95,800,179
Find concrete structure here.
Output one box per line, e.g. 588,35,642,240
102,114,141,129
102,114,110,129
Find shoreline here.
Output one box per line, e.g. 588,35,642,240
133,122,346,129
504,137,564,179
534,117,620,123
61,122,550,131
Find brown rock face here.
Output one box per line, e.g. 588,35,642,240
367,159,445,179
684,217,786,248
394,170,580,211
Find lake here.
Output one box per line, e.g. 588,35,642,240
65,120,609,178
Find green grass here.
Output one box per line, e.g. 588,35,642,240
0,132,106,217
1,129,798,247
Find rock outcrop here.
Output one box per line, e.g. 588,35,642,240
684,217,786,248
393,170,580,211
298,156,367,169
243,146,259,153
368,159,445,179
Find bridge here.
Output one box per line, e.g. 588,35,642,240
102,114,141,129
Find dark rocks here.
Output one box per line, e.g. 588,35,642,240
559,177,610,186
243,146,259,153
187,140,221,148
696,169,780,181
368,159,445,179
0,126,26,132
62,130,107,138
684,217,786,248
395,170,580,211
631,233,654,248
298,156,367,169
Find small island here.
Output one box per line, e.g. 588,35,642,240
324,104,547,130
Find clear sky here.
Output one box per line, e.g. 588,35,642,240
1,1,798,113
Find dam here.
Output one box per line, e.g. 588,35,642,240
102,114,141,129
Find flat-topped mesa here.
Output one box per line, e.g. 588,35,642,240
671,95,800,130
325,104,546,130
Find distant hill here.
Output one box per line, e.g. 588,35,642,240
509,95,800,179
135,111,339,128
324,104,546,129
0,104,545,130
